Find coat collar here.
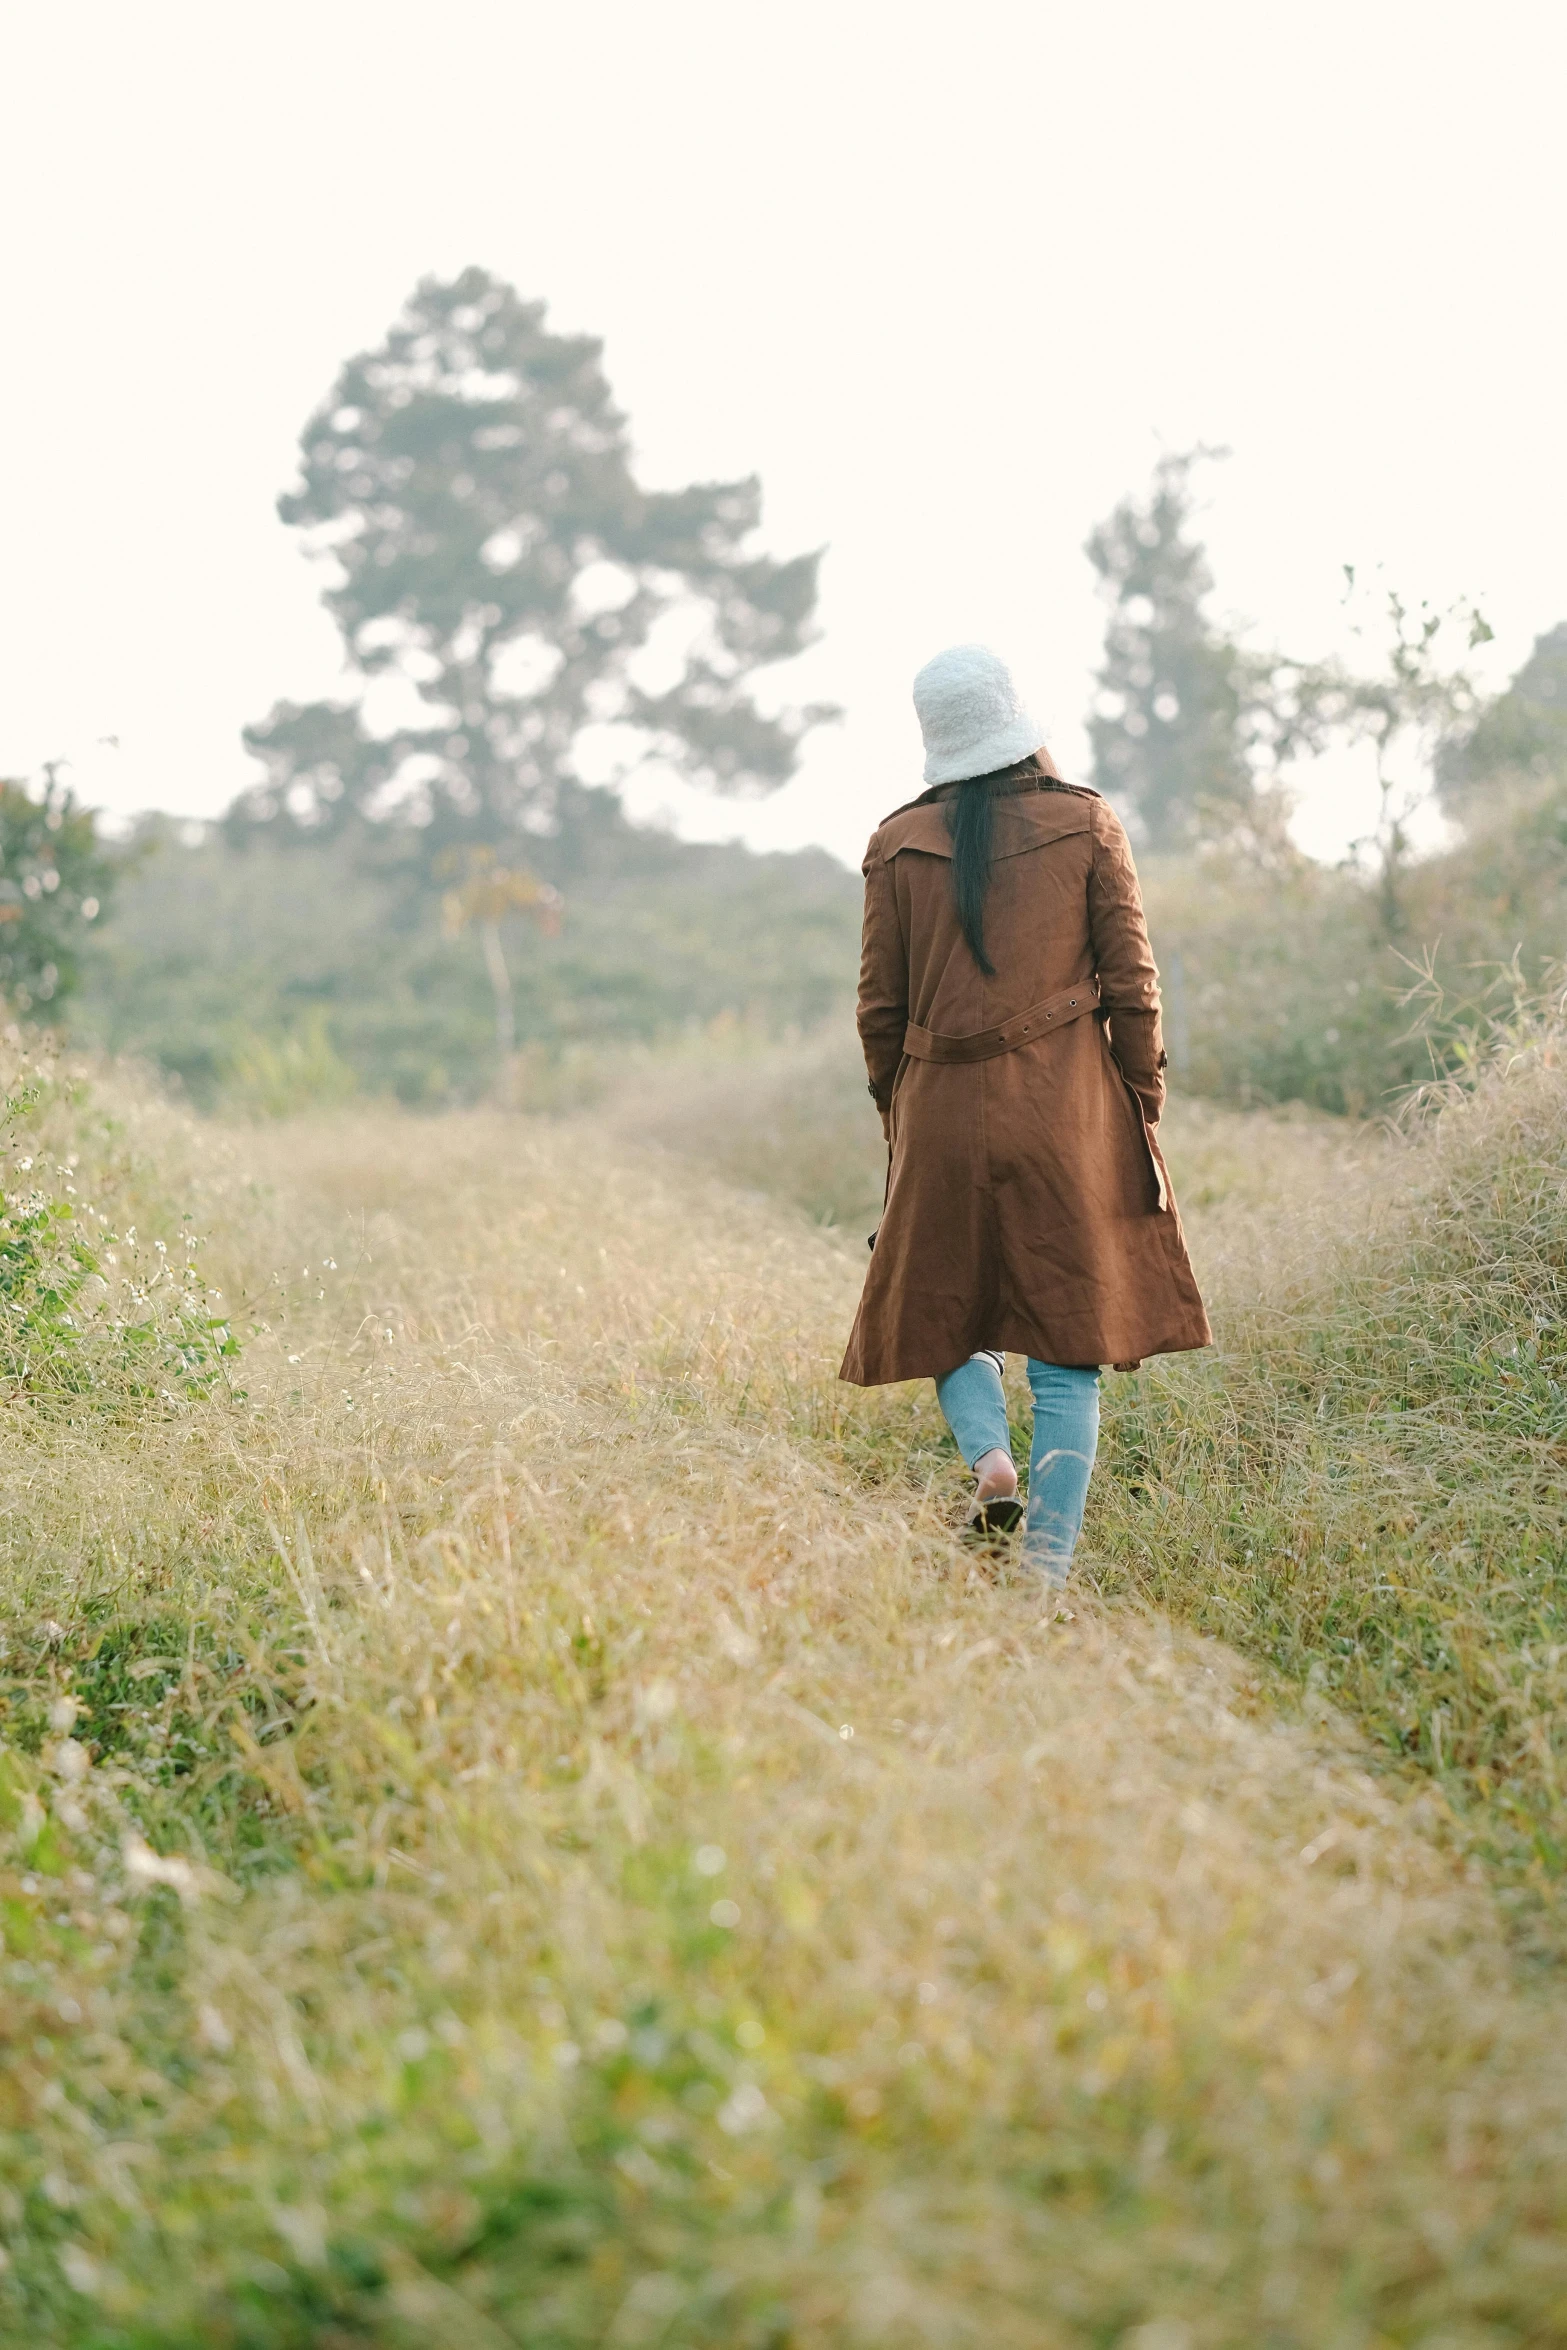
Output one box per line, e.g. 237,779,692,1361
874,752,1098,863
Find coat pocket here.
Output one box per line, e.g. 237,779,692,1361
1128,1088,1171,1213
1104,1041,1169,1214
868,1140,893,1251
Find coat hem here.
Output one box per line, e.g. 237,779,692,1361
839,1327,1213,1389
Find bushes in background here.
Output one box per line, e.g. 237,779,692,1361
72,816,862,1110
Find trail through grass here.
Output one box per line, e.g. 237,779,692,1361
2,1059,1566,2345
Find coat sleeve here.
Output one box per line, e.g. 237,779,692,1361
1088,798,1168,1125
855,838,909,1115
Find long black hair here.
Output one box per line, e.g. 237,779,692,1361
943,752,1047,977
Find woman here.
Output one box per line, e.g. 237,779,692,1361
840,644,1211,1581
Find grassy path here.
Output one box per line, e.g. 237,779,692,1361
2,1090,1565,2345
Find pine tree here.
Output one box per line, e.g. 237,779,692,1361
1085,452,1257,851
234,269,831,857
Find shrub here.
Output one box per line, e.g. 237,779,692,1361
220,1009,359,1121
0,1048,239,1406
0,770,116,1016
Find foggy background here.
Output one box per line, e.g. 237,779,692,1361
5,0,1563,865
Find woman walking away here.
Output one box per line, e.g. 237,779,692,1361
840,645,1211,1584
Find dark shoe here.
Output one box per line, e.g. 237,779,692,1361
965,1494,1024,1538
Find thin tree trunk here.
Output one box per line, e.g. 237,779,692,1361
481,920,515,1058
1374,753,1405,938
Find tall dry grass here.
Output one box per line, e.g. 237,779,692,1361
2,1047,1566,2345
1097,1021,1567,1930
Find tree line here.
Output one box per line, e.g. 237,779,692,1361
226,267,1565,939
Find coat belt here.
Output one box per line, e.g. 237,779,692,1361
902,975,1103,1065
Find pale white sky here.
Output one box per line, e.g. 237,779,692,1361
2,0,1563,867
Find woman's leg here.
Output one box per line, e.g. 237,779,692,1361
934,1351,1015,1495
1023,1361,1101,1583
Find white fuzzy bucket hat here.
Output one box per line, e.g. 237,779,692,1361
913,643,1044,785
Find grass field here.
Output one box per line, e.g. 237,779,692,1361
3,1034,1567,2346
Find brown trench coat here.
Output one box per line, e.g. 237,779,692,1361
839,764,1211,1384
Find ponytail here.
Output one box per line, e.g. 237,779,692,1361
945,772,1002,977
941,752,1051,975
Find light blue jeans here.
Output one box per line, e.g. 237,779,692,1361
934,1351,1101,1582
